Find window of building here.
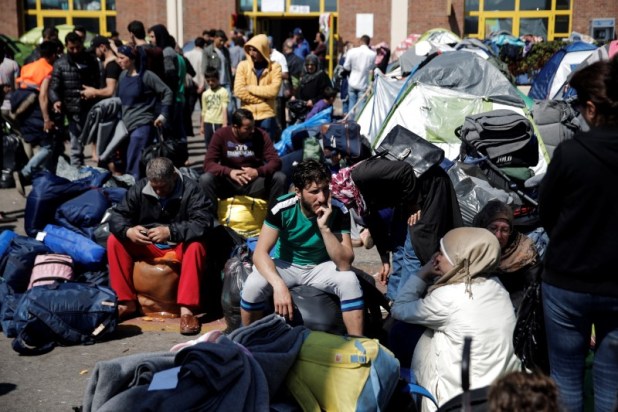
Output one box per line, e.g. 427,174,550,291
23,0,117,36
464,0,572,40
240,0,336,15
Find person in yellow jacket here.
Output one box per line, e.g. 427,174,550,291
234,34,282,141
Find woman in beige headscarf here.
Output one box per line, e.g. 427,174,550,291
391,227,521,412
473,200,540,308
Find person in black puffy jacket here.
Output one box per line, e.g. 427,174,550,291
49,31,100,167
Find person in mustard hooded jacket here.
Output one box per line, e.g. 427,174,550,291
234,34,282,141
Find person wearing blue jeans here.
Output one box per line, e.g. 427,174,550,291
255,116,279,143
387,229,422,301
346,86,366,118
542,283,618,412
115,45,172,180
538,57,618,412
125,124,156,179
334,159,461,299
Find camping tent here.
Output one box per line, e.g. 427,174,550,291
528,41,597,100
555,40,618,99
418,28,461,45
370,51,548,175
356,71,408,144
398,41,453,75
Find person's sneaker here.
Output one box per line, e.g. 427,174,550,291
13,171,29,197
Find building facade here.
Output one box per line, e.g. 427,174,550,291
2,0,616,67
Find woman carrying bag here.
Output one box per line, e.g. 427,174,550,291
116,45,173,179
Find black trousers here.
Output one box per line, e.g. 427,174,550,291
199,170,288,216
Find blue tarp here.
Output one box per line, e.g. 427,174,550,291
274,107,332,156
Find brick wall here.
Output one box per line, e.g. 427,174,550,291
338,0,392,46
3,0,616,46
183,2,236,42
116,0,168,41
572,0,618,37
409,0,465,36
1,1,21,38
337,0,467,48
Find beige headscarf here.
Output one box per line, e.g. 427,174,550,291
428,227,501,298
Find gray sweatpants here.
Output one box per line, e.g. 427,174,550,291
240,259,363,311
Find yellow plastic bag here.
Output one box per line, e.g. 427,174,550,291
217,196,268,238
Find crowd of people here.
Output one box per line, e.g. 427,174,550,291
0,20,617,412
0,23,385,188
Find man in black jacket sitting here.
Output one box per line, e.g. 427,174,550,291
107,157,214,335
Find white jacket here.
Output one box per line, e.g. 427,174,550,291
391,275,521,412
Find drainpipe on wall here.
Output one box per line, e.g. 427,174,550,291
391,0,408,52
166,0,184,47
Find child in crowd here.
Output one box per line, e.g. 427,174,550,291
305,86,336,120
200,69,230,149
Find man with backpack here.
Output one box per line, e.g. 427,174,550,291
12,40,64,196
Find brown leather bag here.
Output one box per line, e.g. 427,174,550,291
133,252,181,318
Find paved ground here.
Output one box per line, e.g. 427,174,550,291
0,110,383,411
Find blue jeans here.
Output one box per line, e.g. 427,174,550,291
21,133,63,178
543,282,618,412
203,123,222,149
347,86,366,117
126,124,155,179
68,113,86,166
256,117,280,142
387,226,422,301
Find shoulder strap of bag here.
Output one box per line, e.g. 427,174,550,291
400,367,438,407
30,276,71,284
405,383,439,407
12,333,56,355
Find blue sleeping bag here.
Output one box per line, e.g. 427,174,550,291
274,107,332,156
54,187,127,239
24,172,93,237
41,224,106,269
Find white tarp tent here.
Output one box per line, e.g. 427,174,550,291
356,71,408,145
368,51,548,175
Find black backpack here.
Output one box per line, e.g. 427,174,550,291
3,131,28,170
457,109,538,168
